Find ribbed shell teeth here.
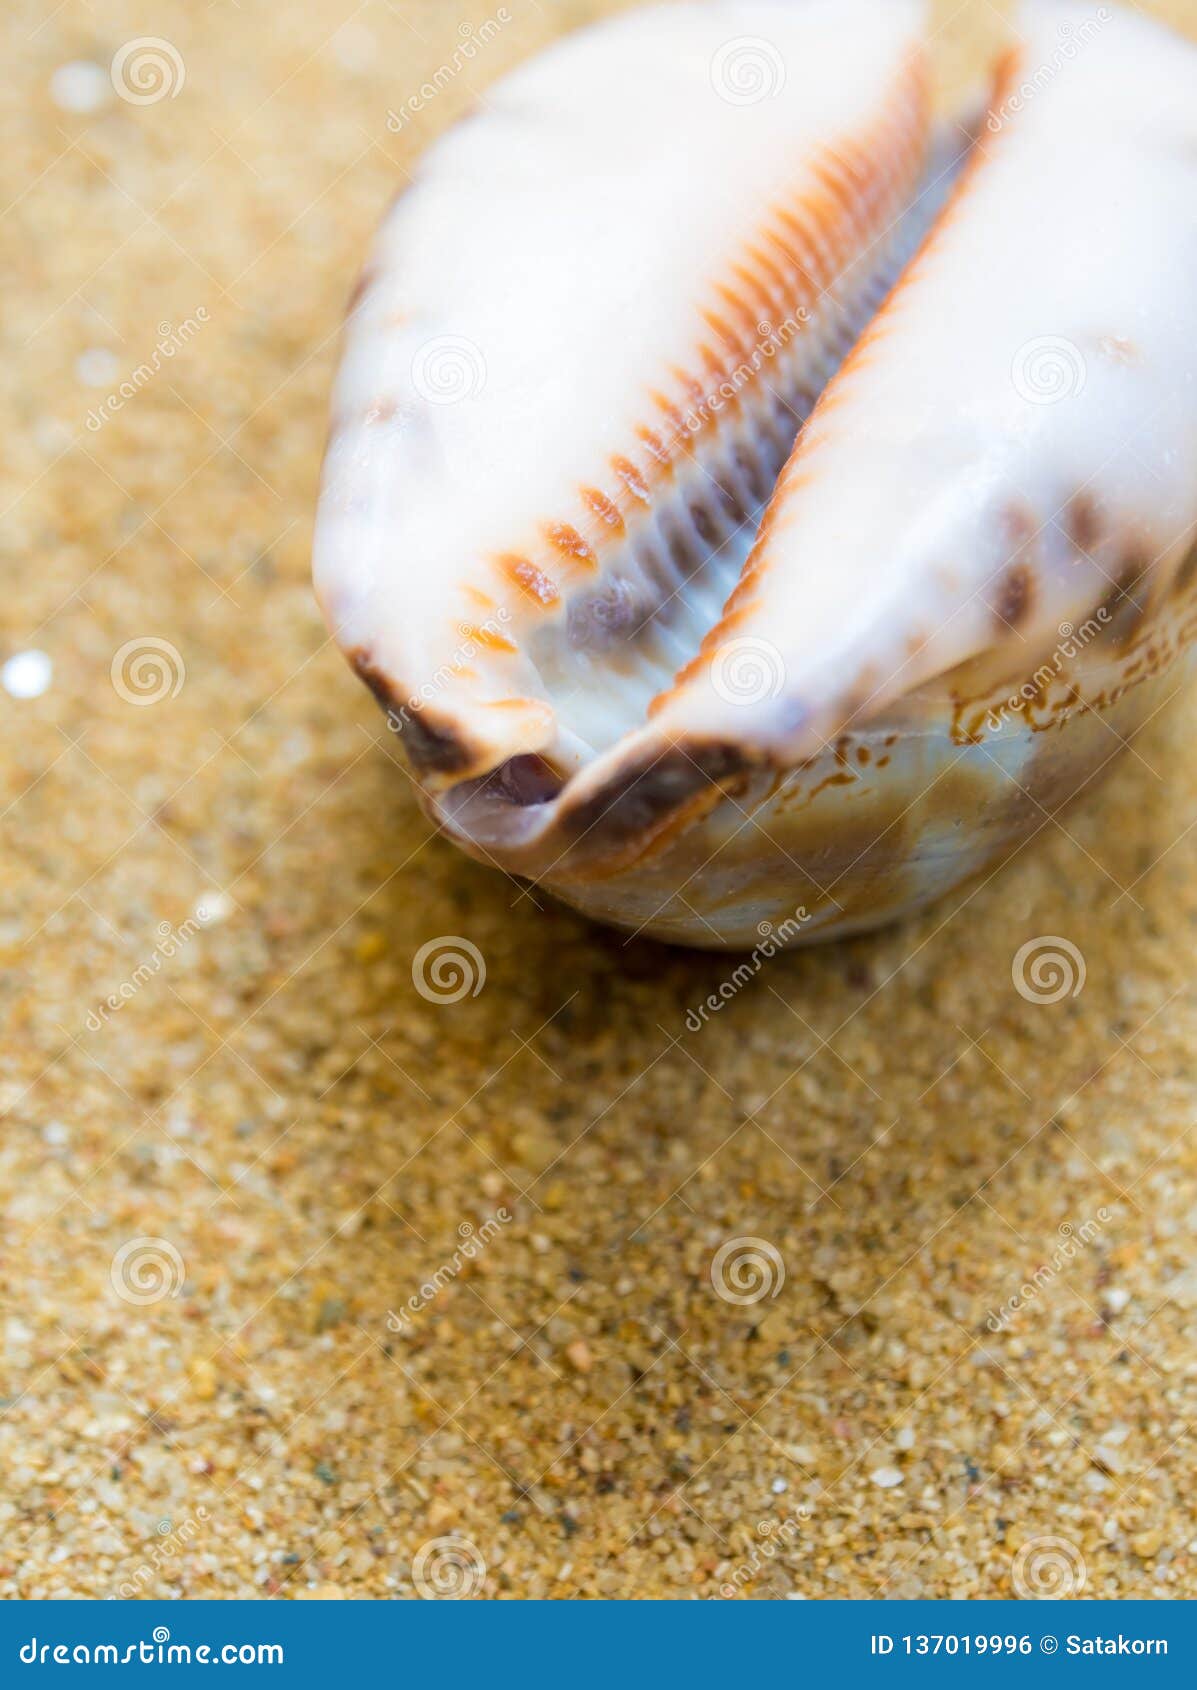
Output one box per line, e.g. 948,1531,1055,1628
314,0,936,787
648,1,1197,772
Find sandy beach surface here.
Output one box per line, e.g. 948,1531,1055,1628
2,0,1195,1599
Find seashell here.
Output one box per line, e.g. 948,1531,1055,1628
315,0,1197,950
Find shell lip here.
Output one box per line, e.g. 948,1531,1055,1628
350,648,491,780
426,711,811,880
416,573,1144,882
428,745,714,879
346,647,559,784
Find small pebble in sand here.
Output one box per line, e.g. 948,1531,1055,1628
870,1467,904,1489
196,890,234,925
2,650,52,699
75,348,119,388
49,61,111,113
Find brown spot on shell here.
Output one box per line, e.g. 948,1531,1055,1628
1092,552,1153,644
993,563,1035,631
1108,553,1151,614
806,768,857,803
1068,493,1102,555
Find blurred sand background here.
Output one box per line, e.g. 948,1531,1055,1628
2,0,1196,1598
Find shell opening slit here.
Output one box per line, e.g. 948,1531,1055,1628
438,111,971,840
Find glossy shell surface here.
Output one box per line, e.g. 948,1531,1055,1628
315,0,1197,949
